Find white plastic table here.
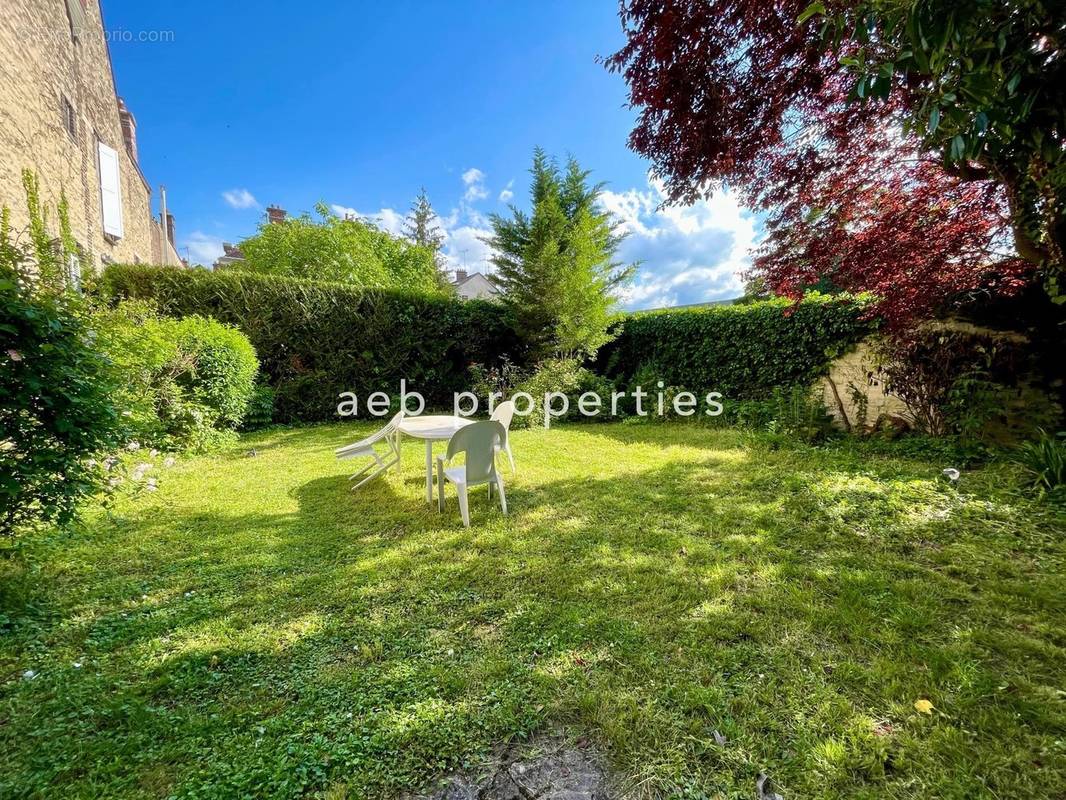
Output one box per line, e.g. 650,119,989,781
398,415,474,503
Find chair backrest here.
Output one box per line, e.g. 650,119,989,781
446,420,504,483
335,410,404,455
490,400,516,432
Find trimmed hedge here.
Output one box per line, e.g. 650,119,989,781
596,294,874,398
98,266,871,424
93,300,260,449
98,265,523,422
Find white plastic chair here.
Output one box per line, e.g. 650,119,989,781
437,420,507,527
490,399,516,474
335,411,404,490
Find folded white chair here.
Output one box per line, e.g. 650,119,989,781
335,411,404,490
490,399,517,474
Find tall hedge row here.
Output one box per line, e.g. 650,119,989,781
99,266,872,423
99,265,523,422
596,294,874,396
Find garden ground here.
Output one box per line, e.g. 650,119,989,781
1,422,1064,798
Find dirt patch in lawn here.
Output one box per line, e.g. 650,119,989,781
415,734,613,800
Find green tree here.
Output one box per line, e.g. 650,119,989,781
486,149,633,360
402,187,451,290
238,203,440,291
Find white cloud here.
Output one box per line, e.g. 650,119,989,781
183,231,224,266
461,167,489,202
221,188,258,210
331,204,406,236
600,177,760,309
498,180,514,204
330,204,359,219
441,222,494,275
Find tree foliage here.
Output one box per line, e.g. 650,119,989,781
238,203,441,292
402,187,451,290
604,0,1064,322
487,149,634,360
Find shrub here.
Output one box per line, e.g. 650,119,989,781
98,265,524,422
1012,429,1066,504
241,381,276,431
875,327,1024,439
718,387,836,441
595,293,873,400
93,300,258,450
511,358,615,429
172,315,258,428
1,224,119,536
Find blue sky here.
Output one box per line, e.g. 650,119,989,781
103,0,759,307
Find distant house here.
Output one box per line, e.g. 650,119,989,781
213,205,286,269
0,0,180,271
214,243,246,270
452,269,501,301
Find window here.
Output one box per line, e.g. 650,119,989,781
65,0,88,41
67,252,82,293
97,141,124,240
62,96,77,141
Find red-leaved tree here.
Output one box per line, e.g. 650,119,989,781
604,0,1056,326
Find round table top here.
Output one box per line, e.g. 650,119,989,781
398,414,474,440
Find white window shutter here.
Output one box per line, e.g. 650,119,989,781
98,142,124,239
65,0,87,39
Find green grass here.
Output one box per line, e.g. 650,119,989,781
1,422,1064,799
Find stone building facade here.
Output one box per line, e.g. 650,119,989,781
0,0,177,271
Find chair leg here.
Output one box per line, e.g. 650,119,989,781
437,459,445,512
506,443,516,475
495,475,507,515
352,463,384,490
348,460,374,481
457,484,470,528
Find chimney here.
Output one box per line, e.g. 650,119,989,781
455,269,468,283
117,97,138,162
165,212,176,247
266,205,287,225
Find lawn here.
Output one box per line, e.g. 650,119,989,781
1,422,1064,799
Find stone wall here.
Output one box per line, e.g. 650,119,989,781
0,0,155,270
820,339,909,431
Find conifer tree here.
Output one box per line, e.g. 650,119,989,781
486,149,633,360
403,188,450,289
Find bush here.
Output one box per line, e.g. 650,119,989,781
875,327,1025,439
1,238,119,536
94,300,259,450
1012,429,1066,504
98,265,524,422
241,381,276,431
172,315,258,428
595,293,873,399
511,358,615,429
